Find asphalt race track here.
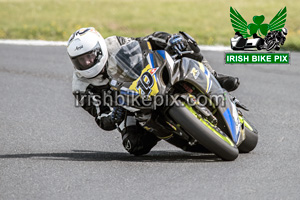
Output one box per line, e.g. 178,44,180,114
0,44,299,199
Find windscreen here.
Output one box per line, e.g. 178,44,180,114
114,40,144,80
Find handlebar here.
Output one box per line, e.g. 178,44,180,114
171,50,194,59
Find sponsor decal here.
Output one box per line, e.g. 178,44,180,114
74,45,83,51
191,67,200,79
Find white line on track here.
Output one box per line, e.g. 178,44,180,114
0,39,231,51
0,39,67,46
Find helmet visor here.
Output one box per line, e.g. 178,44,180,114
71,48,102,70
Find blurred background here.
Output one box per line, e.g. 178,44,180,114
0,0,299,50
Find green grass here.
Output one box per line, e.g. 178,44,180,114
0,0,299,50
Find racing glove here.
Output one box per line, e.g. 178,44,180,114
167,34,187,54
110,107,126,125
96,107,126,131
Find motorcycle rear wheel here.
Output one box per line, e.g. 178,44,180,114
238,118,258,153
168,101,239,161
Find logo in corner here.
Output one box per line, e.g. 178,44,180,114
230,7,288,51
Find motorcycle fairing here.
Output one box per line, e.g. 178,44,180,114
223,108,239,143
172,57,242,144
128,50,166,96
129,63,160,96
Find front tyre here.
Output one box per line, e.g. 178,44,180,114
168,102,239,161
266,40,276,51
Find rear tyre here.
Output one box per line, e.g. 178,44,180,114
238,119,258,153
168,102,239,161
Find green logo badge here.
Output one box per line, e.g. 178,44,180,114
230,7,288,51
230,7,287,38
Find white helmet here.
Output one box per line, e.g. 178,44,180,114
67,27,108,78
281,27,288,36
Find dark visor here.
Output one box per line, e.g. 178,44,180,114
71,43,102,70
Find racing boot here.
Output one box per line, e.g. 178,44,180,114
120,114,160,156
214,72,240,92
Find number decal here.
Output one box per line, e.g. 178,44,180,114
136,72,154,96
129,65,159,96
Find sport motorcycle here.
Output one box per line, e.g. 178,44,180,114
108,40,258,161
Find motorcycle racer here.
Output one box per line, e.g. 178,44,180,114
264,28,288,51
67,27,240,155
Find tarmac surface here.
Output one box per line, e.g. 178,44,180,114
0,44,299,199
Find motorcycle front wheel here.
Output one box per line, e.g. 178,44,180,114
266,40,276,51
168,101,239,161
